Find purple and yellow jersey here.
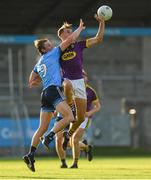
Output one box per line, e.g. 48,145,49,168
86,84,99,112
60,40,88,80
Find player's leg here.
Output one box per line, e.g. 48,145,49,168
31,111,52,147
63,79,87,150
55,131,68,168
23,111,53,172
69,79,87,135
63,79,73,106
69,97,86,135
62,97,86,150
63,79,76,117
79,141,93,161
71,117,93,168
79,141,87,150
41,85,74,149
78,118,93,162
42,100,74,149
70,127,85,168
54,101,74,132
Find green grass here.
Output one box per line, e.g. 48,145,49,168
0,156,151,179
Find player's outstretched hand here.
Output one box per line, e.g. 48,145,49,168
94,14,104,23
79,19,86,30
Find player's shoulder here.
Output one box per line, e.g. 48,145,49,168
86,84,98,96
35,56,42,66
44,46,61,58
48,46,60,53
86,84,95,91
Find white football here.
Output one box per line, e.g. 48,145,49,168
97,5,113,21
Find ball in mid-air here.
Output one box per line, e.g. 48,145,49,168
97,5,113,21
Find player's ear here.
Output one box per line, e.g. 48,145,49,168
41,47,46,53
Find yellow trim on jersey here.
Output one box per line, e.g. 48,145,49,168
86,39,90,48
86,84,99,101
92,99,99,104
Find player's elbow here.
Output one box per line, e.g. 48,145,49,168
28,81,34,88
95,36,103,44
29,80,36,88
96,103,101,112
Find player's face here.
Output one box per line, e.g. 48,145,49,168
43,40,54,53
61,28,73,40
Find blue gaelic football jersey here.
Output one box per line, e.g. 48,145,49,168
34,46,62,90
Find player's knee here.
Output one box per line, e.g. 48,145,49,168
66,116,74,124
68,113,74,123
63,111,74,123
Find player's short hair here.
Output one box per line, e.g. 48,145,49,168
57,22,72,38
34,39,48,54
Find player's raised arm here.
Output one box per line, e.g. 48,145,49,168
86,14,105,48
71,19,86,41
60,19,85,51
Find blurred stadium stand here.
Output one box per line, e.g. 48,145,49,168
0,0,151,156
0,0,151,34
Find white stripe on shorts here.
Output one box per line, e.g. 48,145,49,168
79,117,89,129
56,87,65,100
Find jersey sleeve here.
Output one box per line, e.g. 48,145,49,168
78,40,88,50
91,88,99,103
33,65,38,74
56,46,62,54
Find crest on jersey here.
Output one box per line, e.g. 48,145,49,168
62,51,76,61
37,64,47,77
71,44,74,48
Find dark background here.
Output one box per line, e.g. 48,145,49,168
0,0,151,34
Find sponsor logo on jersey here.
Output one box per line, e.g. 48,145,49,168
62,51,76,60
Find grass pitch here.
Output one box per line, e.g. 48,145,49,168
0,156,151,179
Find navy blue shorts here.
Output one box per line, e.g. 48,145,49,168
41,85,65,112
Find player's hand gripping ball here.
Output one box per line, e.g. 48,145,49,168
97,5,113,21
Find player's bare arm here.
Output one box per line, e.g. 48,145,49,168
29,70,41,88
87,14,105,48
85,100,101,117
60,19,85,51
